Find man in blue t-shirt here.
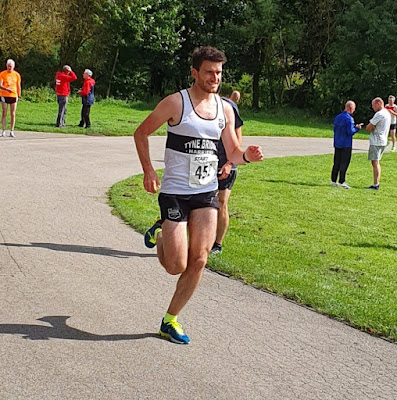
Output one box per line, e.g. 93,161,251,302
331,100,363,189
211,90,244,254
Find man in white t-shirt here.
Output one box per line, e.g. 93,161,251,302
365,97,391,190
385,95,397,151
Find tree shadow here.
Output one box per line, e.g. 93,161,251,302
0,242,157,258
263,179,325,187
0,316,158,341
20,122,57,127
344,242,397,251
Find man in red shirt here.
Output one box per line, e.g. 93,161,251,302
77,69,95,129
55,65,77,127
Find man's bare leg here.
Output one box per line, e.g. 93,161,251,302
167,207,217,316
372,160,381,185
10,101,17,130
1,102,7,132
9,102,17,137
156,219,188,275
215,189,231,245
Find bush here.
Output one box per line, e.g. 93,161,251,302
22,86,56,103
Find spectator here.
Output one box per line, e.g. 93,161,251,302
331,100,362,189
78,69,95,128
365,97,391,190
55,65,77,127
384,95,397,151
0,59,21,138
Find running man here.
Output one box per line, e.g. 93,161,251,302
0,59,21,138
385,95,397,151
134,46,263,344
210,90,243,254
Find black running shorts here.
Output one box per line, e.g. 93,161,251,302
390,123,396,130
218,169,237,191
158,190,219,222
1,96,17,104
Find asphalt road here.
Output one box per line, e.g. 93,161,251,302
0,131,395,400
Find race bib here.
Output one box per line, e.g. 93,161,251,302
189,153,218,188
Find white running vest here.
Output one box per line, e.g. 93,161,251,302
160,89,226,195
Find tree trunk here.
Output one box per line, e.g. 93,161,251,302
106,46,119,98
150,68,164,96
252,71,260,109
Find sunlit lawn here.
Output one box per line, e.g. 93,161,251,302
15,99,156,136
15,99,371,140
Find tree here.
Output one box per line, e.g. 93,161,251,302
315,0,397,120
276,0,344,107
0,0,65,59
58,0,101,67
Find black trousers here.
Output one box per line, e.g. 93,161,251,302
80,105,91,127
331,147,352,184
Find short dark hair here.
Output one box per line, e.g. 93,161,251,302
192,46,227,70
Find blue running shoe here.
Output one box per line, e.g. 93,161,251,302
159,319,190,344
144,219,162,248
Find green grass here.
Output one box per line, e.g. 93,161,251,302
14,99,371,140
15,98,159,136
109,152,397,341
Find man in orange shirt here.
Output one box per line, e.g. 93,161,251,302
0,59,21,138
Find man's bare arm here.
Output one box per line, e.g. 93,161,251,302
221,102,263,164
366,123,375,132
134,93,182,193
0,84,13,93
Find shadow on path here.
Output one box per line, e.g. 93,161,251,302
0,316,158,341
0,242,156,258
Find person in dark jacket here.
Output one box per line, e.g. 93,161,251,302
331,100,363,189
78,69,95,128
55,65,77,127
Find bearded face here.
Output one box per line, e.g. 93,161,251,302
192,61,222,94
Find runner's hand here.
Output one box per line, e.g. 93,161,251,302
218,162,232,180
244,145,264,162
143,170,160,193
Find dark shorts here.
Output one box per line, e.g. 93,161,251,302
390,124,396,130
218,169,237,191
158,190,219,222
1,96,17,104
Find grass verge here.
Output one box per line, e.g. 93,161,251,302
108,152,397,341
14,100,370,139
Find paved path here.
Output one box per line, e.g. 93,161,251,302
0,132,395,400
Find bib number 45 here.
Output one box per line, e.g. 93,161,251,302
195,164,210,179
189,154,218,188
